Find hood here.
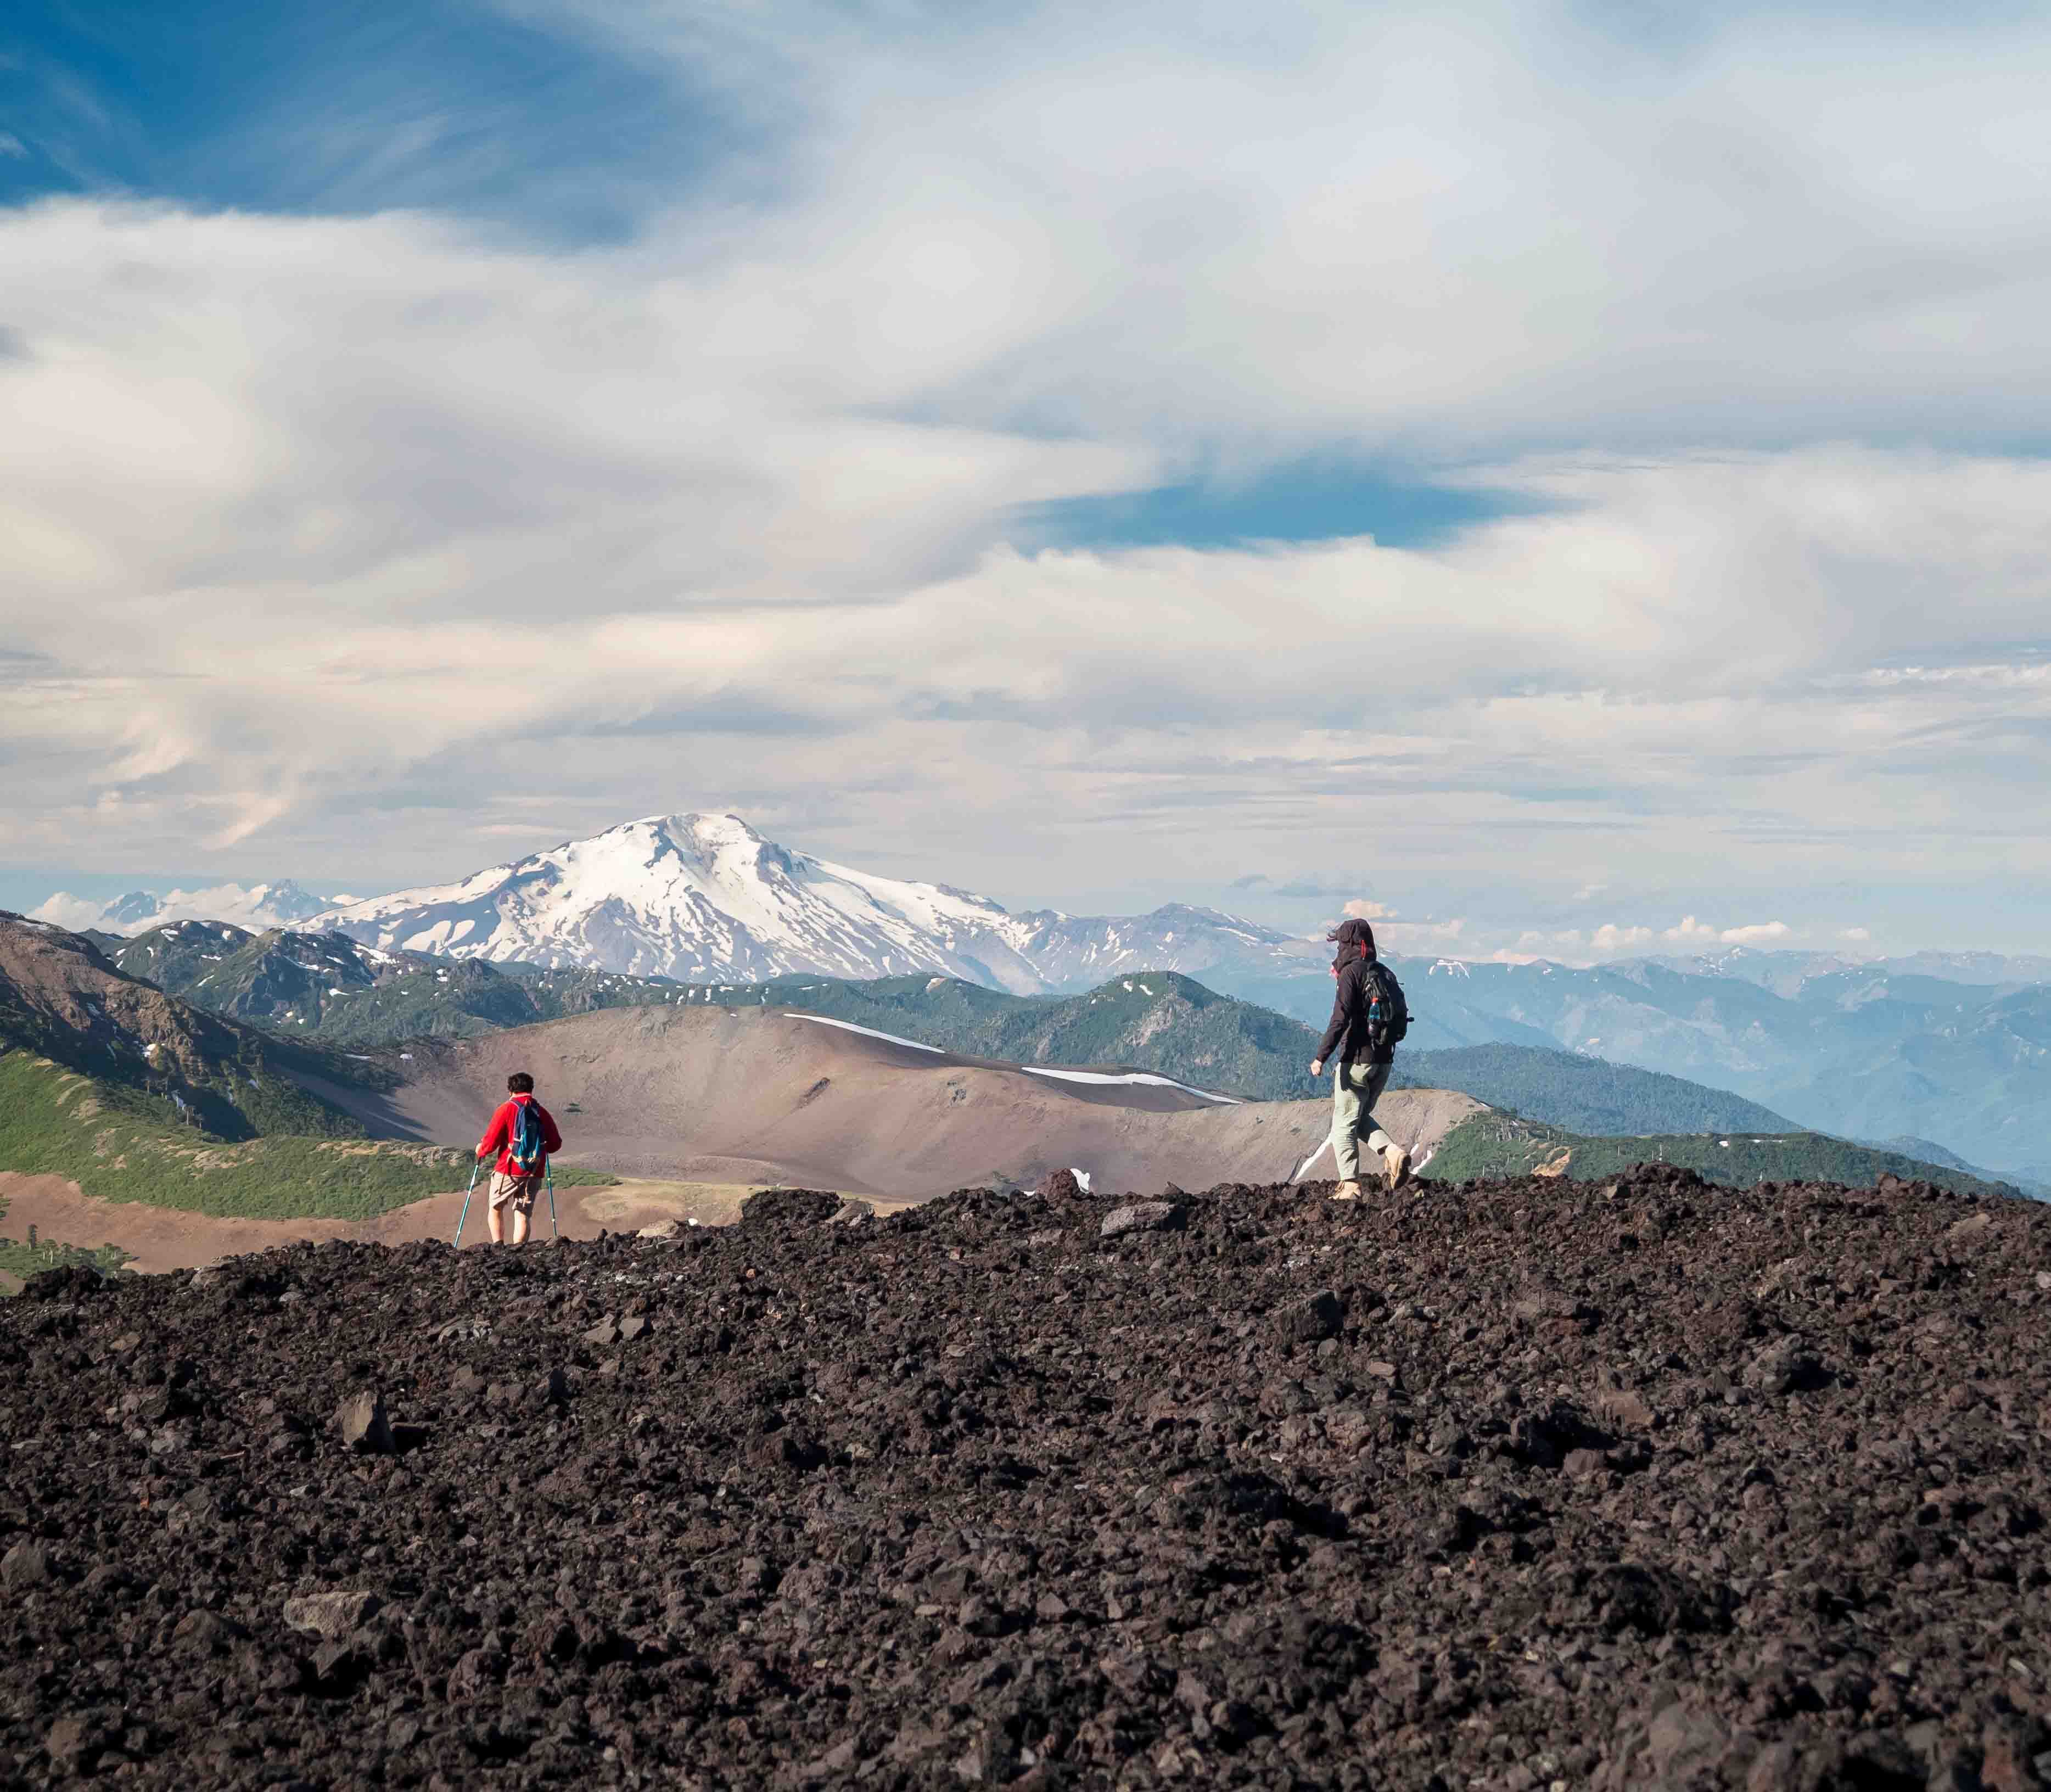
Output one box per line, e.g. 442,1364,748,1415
1325,917,1377,964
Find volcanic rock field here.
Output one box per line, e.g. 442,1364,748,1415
3,1168,2048,1789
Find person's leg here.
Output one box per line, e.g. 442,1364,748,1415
1357,1062,1411,1187
1358,1061,1394,1155
510,1188,532,1246
1330,1062,1364,1183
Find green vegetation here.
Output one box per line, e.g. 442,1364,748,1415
0,1221,133,1285
116,923,692,1047
0,1051,614,1219
1419,1111,2022,1200
1389,1042,1795,1136
673,971,1314,1096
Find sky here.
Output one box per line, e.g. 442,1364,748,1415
2,0,2048,960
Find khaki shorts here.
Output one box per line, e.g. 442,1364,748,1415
489,1170,542,1214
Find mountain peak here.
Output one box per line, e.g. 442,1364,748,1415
627,810,761,844
306,813,1316,994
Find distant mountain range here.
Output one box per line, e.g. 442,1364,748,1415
27,811,2050,1185
32,880,341,935
7,913,2022,1207
90,930,2031,1191
1344,956,2051,1189
298,812,1314,995
105,926,1801,1132
104,920,690,1046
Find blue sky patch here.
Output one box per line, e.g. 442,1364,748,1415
1016,460,1553,552
0,0,739,243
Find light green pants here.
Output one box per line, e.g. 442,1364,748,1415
1331,1059,1394,1181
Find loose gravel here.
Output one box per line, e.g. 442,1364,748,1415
2,1166,2048,1789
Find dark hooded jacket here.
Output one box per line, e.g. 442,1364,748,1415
1316,919,1393,1067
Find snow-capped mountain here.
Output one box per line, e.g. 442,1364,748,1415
31,880,339,937
1005,903,1313,989
311,813,1312,995
314,813,1049,988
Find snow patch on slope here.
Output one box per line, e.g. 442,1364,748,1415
1021,1066,1240,1105
782,1013,945,1054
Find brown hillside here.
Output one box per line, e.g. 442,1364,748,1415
0,912,244,1083
311,1005,1482,1199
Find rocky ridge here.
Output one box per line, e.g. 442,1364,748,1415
0,914,264,1096
2,1168,2048,1789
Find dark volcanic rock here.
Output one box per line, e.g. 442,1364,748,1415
739,1186,840,1229
1278,1289,1343,1344
2,1167,2049,1788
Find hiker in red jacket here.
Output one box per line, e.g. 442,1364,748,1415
475,1072,563,1247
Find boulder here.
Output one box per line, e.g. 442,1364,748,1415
282,1589,382,1638
1597,1387,1657,1431
2,1539,52,1592
1100,1202,1185,1239
334,1390,394,1454
1279,1290,1343,1344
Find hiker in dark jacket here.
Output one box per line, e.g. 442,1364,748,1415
475,1071,563,1247
1309,918,1410,1199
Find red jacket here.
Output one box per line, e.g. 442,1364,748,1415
477,1094,563,1177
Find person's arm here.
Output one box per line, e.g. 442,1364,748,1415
1312,973,1353,1074
540,1105,564,1156
476,1101,508,1161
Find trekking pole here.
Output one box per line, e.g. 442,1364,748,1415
546,1163,558,1240
454,1158,481,1248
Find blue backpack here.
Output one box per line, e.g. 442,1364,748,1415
507,1100,546,1174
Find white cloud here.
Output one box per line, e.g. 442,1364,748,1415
546,0,2051,449
1,0,2049,934
1516,915,1798,960
1841,926,1872,942
1660,917,1720,945
1343,899,1395,920
24,894,111,932
1718,921,1791,945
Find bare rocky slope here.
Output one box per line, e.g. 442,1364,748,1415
2,1167,2046,1789
321,1004,1481,1198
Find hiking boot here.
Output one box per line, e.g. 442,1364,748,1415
1382,1144,1411,1192
1330,1180,1362,1202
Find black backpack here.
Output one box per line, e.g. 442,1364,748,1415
1366,961,1409,1052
